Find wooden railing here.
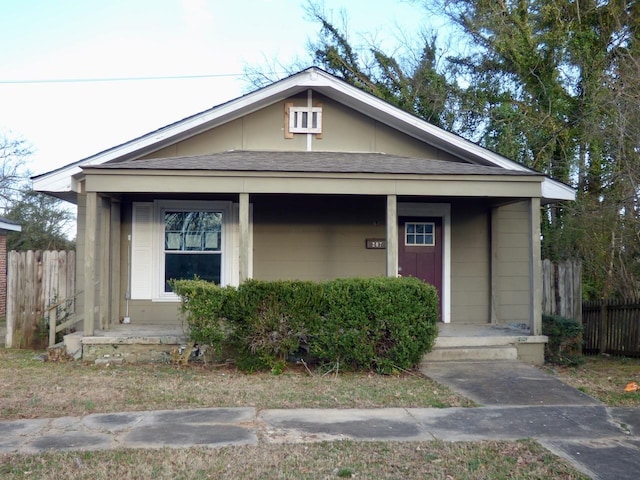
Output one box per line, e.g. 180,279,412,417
47,291,83,347
582,299,640,357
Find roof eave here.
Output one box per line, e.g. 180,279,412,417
0,221,21,232
541,177,576,203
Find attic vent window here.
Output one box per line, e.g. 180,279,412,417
289,106,322,134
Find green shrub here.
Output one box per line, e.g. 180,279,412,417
173,277,439,373
171,279,232,357
228,279,325,368
311,277,439,373
542,314,584,365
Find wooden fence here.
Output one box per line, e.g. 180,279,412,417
582,299,640,357
542,259,582,322
5,250,75,349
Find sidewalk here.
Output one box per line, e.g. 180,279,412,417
0,405,638,479
1,360,638,480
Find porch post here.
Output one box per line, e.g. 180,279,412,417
530,197,543,335
84,191,97,336
489,207,499,324
239,193,250,283
109,199,121,327
99,197,110,330
386,195,398,277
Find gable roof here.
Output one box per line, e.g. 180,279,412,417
33,67,574,202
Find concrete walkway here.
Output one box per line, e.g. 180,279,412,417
420,360,640,480
0,361,638,480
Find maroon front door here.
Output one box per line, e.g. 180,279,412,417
398,217,443,320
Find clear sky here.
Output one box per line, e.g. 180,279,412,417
0,0,430,176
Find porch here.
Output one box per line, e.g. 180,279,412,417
62,321,547,366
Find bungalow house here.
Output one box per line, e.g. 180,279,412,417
33,67,575,364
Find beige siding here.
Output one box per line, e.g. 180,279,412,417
253,196,386,281
450,202,490,324
492,201,531,324
373,121,459,161
138,93,453,160
125,300,181,325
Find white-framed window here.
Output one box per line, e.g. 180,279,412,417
405,222,435,246
288,106,322,133
162,210,222,292
131,200,233,301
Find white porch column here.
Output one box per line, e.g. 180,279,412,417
530,197,543,335
386,195,398,277
84,191,97,336
239,193,250,283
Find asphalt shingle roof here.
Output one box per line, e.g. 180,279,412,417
87,151,540,177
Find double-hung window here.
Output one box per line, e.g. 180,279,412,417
130,200,233,300
163,211,222,292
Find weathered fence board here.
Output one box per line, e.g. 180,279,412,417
583,300,640,357
5,250,75,348
542,259,582,322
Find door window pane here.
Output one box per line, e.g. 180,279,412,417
405,222,435,246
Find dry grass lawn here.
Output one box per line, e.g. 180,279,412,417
545,354,640,406
0,440,589,480
1,349,620,479
0,349,473,420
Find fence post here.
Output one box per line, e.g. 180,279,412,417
599,301,608,354
48,307,57,347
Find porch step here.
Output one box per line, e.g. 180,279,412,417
435,335,533,348
423,345,518,362
63,326,190,363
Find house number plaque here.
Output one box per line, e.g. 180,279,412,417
365,239,386,249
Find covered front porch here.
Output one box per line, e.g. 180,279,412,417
64,153,548,364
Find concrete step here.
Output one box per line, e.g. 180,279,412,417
423,345,518,362
435,335,528,348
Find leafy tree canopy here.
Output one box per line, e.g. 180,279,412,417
0,132,31,211
4,189,75,252
249,0,640,299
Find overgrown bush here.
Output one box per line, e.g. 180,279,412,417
171,279,233,357
542,314,584,366
228,280,325,369
310,277,438,373
173,277,439,373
